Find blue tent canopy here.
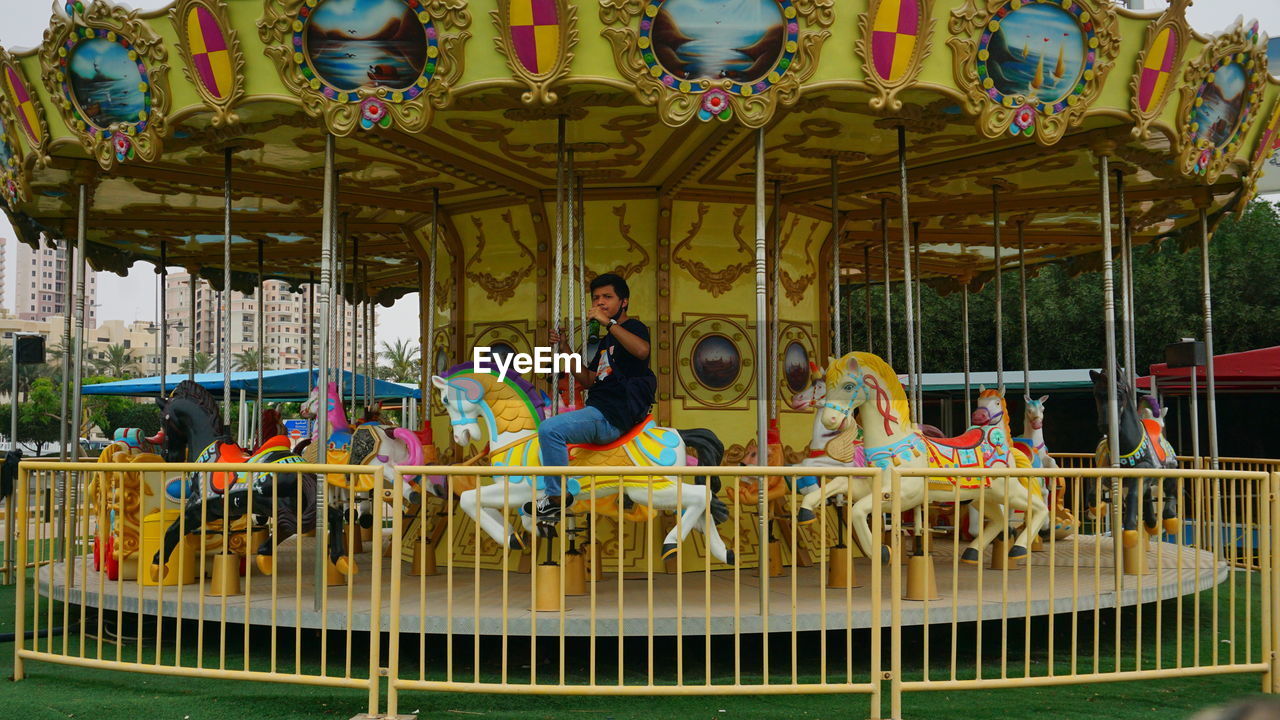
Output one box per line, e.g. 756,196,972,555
81,369,420,401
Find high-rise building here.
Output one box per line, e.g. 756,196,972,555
13,239,97,326
163,272,367,373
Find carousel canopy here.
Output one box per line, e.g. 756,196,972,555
916,369,1095,393
1138,345,1280,394
81,369,419,401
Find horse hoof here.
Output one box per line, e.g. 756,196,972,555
334,556,355,576
508,533,526,551
408,490,422,507
880,546,891,565
359,514,374,530
796,508,816,525
1008,545,1028,559
1145,522,1161,536
1123,530,1139,548
149,564,164,582
256,555,274,576
1164,518,1180,535
661,543,678,560
960,548,980,565
724,550,736,566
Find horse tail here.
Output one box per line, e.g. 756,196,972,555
678,428,723,493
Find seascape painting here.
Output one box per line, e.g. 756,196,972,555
434,348,449,376
1191,62,1247,147
984,3,1085,103
305,0,427,92
68,38,147,128
692,334,740,390
1269,37,1280,74
783,341,809,393
650,0,784,82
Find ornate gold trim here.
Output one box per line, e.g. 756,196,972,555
169,0,246,127
0,95,30,206
1237,92,1280,213
258,0,471,136
1128,0,1189,139
856,0,935,112
0,48,52,166
490,0,577,105
1174,19,1268,182
463,210,536,305
947,0,1120,144
672,203,753,297
599,0,833,127
38,0,171,170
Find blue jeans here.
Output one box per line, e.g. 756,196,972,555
539,406,621,496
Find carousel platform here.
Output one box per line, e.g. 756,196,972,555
36,533,1228,637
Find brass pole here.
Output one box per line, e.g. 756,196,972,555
899,127,916,424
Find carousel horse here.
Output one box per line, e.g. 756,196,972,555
1012,395,1076,539
799,353,1049,563
149,380,350,577
1088,369,1180,546
787,361,867,511
432,363,733,564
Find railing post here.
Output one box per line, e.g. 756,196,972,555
13,464,29,680
386,468,405,717
1270,472,1280,693
367,466,385,717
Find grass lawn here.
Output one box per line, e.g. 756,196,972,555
0,564,1273,719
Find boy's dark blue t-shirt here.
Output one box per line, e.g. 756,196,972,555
586,318,657,432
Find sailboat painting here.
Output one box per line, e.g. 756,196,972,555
68,39,147,129
982,2,1085,103
647,0,786,82
1190,62,1247,148
304,0,428,92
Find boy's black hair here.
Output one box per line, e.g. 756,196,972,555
590,272,629,300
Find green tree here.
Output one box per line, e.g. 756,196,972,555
178,351,217,375
233,348,268,372
1,377,62,455
378,338,420,383
0,342,58,401
89,343,140,379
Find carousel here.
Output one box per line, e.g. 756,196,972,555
3,0,1275,690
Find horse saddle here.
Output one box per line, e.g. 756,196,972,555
1141,418,1171,465
927,427,984,450
564,416,683,488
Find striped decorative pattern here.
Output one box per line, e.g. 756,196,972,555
185,4,232,99
870,0,921,83
508,0,560,75
1136,26,1177,113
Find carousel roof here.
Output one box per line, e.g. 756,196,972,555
0,0,1275,301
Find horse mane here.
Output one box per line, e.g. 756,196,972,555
444,365,539,433
444,362,546,414
836,352,914,429
977,388,1012,436
169,379,223,428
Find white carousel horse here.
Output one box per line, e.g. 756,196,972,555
800,352,1049,563
432,364,733,564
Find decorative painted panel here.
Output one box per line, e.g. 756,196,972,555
170,0,246,126
491,0,577,104
1175,19,1268,181
1128,0,1189,139
857,0,935,111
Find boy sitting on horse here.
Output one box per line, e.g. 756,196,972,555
532,273,657,522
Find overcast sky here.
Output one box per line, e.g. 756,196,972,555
3,0,1280,350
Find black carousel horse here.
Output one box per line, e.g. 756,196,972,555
150,380,350,577
1087,368,1181,547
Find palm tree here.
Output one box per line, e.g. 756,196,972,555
233,348,268,372
89,343,140,379
178,351,217,375
378,338,420,383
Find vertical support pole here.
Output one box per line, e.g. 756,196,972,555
831,156,841,356
223,148,233,430
1098,152,1123,572
55,236,73,560
864,246,873,354
881,198,892,368
770,179,782,422
962,280,972,420
159,239,168,394
257,240,265,443
567,148,577,408
551,115,565,416
66,183,88,589
992,185,1004,396
1018,222,1030,400
315,134,336,608
898,126,916,425
754,128,769,617
912,221,923,418
188,270,197,381
307,271,315,376
1116,170,1134,395
426,188,439,426
1199,207,1218,469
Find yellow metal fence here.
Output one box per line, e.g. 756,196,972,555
6,459,1278,719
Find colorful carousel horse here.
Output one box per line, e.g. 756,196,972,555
799,353,1049,563
432,363,733,564
149,380,350,578
1088,369,1180,546
1012,394,1076,539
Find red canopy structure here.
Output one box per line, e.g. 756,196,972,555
1138,346,1280,394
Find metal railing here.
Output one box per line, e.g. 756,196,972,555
7,458,1278,719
